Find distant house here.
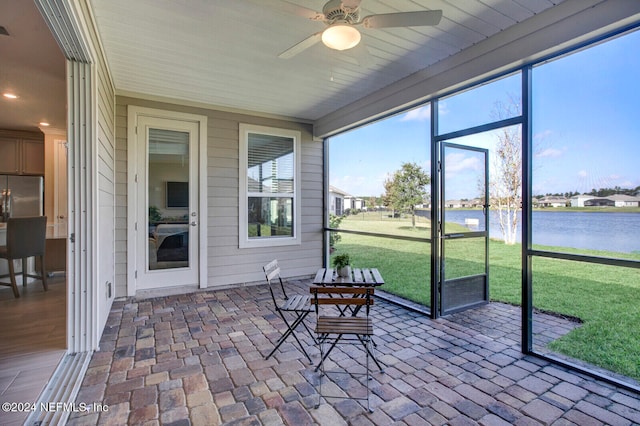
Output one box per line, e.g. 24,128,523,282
329,185,350,216
571,194,640,207
584,198,615,207
444,199,483,208
329,187,368,215
469,198,485,208
538,196,567,208
570,194,592,207
345,195,366,211
609,194,640,207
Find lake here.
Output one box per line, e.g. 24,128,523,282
441,210,640,254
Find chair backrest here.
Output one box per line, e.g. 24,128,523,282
6,216,47,258
310,286,375,316
263,259,288,303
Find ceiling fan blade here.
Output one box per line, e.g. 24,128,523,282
341,0,362,10
349,42,374,67
278,32,323,59
272,0,325,21
362,10,443,28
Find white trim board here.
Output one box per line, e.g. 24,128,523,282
126,106,208,296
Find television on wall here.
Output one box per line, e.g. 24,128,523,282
166,181,188,208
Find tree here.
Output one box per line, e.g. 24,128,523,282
490,98,522,245
383,162,430,228
328,214,343,249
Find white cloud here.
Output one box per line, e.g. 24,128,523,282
438,101,450,116
578,170,588,178
536,148,564,158
534,129,553,140
400,105,431,122
444,152,481,173
331,174,387,197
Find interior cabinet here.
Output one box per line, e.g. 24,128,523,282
0,138,20,174
0,130,45,175
22,139,46,175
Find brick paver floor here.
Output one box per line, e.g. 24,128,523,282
68,279,640,425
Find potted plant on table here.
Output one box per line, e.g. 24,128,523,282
332,253,351,278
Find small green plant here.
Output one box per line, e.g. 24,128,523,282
329,214,344,248
332,253,350,269
149,206,162,223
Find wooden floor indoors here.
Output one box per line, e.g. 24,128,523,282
0,274,66,426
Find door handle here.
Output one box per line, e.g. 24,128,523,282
190,221,197,227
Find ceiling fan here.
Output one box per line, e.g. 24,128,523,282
274,0,443,64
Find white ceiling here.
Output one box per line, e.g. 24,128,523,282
88,0,563,122
0,0,65,132
4,0,636,137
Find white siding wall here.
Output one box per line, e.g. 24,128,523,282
95,53,116,336
114,97,323,296
77,0,116,340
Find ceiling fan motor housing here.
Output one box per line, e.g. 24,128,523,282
323,0,360,24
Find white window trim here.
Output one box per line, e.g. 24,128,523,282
239,123,302,248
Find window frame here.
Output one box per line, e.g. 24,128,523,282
239,123,302,248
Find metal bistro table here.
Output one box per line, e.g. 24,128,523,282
313,267,384,317
312,267,385,371
313,267,385,288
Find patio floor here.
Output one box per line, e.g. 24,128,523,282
67,278,640,425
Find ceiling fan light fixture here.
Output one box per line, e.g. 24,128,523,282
321,23,361,50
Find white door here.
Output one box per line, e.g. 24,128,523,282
135,116,199,289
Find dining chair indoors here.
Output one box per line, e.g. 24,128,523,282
310,285,376,412
263,259,315,363
0,216,48,298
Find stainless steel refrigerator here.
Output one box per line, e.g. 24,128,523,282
0,175,44,221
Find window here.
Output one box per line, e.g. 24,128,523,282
239,124,301,248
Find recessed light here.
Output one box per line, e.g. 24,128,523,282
3,93,18,99
39,122,50,127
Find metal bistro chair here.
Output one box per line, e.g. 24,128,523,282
263,260,315,363
0,216,48,298
310,285,376,412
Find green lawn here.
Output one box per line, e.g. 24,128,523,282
332,211,640,381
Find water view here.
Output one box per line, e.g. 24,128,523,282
443,210,640,254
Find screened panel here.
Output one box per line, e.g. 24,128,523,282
532,30,640,257
531,257,640,385
330,232,431,308
327,105,431,310
442,144,487,234
443,237,486,280
442,126,521,245
328,105,430,235
438,73,521,136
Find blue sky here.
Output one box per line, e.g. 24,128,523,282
329,29,640,199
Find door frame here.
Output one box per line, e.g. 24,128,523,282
127,106,208,296
437,142,490,316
